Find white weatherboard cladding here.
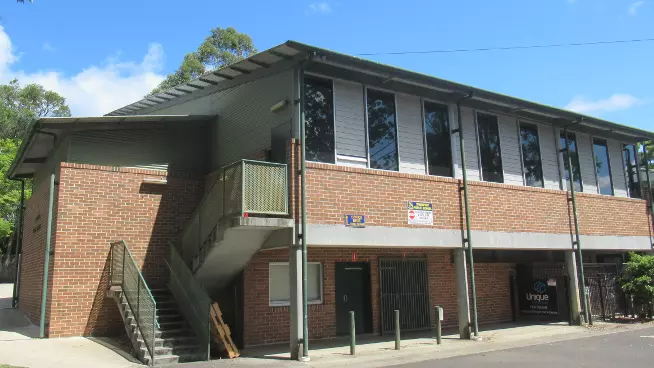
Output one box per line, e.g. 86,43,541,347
608,139,628,197
34,134,71,189
396,93,426,174
497,114,522,186
70,127,206,172
576,132,598,194
334,79,366,158
537,123,561,190
153,70,294,170
455,107,480,181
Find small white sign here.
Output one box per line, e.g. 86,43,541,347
407,201,433,225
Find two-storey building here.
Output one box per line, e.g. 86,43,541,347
8,41,653,363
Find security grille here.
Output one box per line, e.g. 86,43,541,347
380,258,431,333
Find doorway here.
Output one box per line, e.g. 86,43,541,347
379,258,431,333
335,262,372,335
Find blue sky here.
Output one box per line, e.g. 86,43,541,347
0,0,652,130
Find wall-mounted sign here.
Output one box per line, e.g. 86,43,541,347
518,278,558,315
407,201,433,225
345,214,365,228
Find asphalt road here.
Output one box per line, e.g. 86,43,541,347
393,326,654,368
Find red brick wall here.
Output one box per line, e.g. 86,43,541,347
18,173,57,326
243,247,514,347
45,163,203,337
304,162,651,237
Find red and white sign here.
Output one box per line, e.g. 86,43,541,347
408,210,416,220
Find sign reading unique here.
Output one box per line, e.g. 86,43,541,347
344,214,365,228
518,278,559,315
407,201,433,225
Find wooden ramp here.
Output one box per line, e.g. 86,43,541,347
210,302,240,358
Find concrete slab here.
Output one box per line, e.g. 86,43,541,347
0,283,139,368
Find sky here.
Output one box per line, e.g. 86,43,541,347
0,0,652,130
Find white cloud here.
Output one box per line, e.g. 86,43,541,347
42,42,56,52
307,2,331,14
0,26,165,116
565,94,644,114
628,1,645,15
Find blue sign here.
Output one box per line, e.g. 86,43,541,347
345,214,365,228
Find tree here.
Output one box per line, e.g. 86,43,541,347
0,79,71,140
619,252,654,318
151,27,257,94
0,80,70,254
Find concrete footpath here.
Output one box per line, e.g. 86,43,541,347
0,283,139,368
183,322,654,368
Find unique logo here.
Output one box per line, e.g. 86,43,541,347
525,280,549,302
533,281,547,294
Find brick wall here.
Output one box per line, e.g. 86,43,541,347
46,163,203,337
243,247,514,347
303,162,651,237
18,172,57,326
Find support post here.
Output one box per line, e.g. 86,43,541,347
565,251,582,325
394,310,400,350
563,128,590,325
289,243,303,360
349,311,356,355
454,96,479,337
453,248,471,339
435,306,442,345
299,67,310,361
12,179,25,308
39,173,55,339
641,143,654,234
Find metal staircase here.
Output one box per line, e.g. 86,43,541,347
108,241,207,365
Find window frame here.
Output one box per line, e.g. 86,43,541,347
622,143,641,199
517,121,545,188
302,72,337,165
474,111,505,183
591,136,614,196
268,262,324,307
558,129,584,192
421,98,454,178
364,86,401,172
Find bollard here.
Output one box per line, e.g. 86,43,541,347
350,311,356,355
394,310,400,350
435,306,443,345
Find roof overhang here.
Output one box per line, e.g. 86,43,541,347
8,115,214,179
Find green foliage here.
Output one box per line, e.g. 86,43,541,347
151,27,257,94
0,79,71,140
620,252,654,316
0,80,69,254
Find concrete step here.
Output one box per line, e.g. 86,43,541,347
158,320,185,330
143,353,180,366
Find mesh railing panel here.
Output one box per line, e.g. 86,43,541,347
111,241,157,363
243,161,288,215
167,244,211,360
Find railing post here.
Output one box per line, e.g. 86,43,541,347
122,246,125,287
241,160,246,216
137,277,141,324
152,314,156,366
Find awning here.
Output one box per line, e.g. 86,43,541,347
8,115,214,179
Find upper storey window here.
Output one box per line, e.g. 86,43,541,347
623,144,641,199
304,75,335,163
592,138,614,196
519,122,544,188
423,102,453,177
560,131,583,192
367,89,399,171
476,113,504,183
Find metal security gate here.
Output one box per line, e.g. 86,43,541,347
380,258,431,334
584,263,625,321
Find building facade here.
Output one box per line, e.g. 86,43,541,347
8,41,653,360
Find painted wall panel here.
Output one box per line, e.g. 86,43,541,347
498,115,522,186
576,132,598,194
334,79,366,159
396,93,426,174
608,139,628,197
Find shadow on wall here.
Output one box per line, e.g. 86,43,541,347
85,254,122,336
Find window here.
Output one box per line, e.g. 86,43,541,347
623,144,641,199
269,262,323,306
423,102,452,177
367,89,399,171
519,123,544,187
304,75,335,163
593,138,614,196
559,131,583,192
476,113,504,183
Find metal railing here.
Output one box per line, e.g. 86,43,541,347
165,243,211,361
110,241,158,365
181,159,288,266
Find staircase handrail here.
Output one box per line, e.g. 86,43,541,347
110,240,158,366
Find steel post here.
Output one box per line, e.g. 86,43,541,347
39,173,55,338
394,310,400,350
435,306,442,344
299,67,309,360
350,311,356,355
12,179,25,308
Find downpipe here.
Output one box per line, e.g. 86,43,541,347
453,92,479,338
